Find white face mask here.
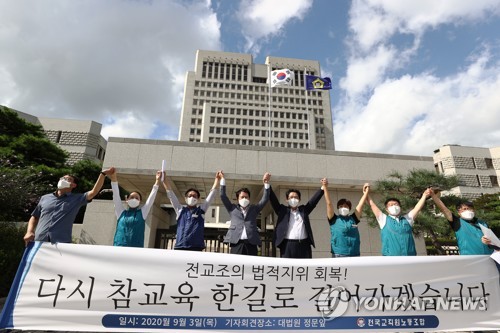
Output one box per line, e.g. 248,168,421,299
387,205,401,216
288,198,299,207
239,198,250,208
127,198,140,208
57,179,71,190
460,210,475,221
338,207,350,216
186,197,198,206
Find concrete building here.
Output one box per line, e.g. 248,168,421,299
433,144,500,199
80,138,434,257
178,50,334,150
14,109,107,165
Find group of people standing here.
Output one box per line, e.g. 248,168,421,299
24,168,498,258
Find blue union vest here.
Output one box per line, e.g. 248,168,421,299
114,208,145,247
381,215,416,256
455,218,493,255
175,206,206,249
329,215,360,256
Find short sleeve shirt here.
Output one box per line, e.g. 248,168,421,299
32,192,89,243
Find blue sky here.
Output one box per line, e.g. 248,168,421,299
1,0,500,156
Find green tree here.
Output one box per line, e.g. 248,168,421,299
0,106,68,169
473,193,500,235
0,165,53,221
0,222,26,297
366,169,459,254
0,106,70,222
68,159,111,224
70,159,105,193
0,106,113,300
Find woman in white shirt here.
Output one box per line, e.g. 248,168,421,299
108,168,161,247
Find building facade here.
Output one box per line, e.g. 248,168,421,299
178,50,334,150
433,144,500,199
81,138,434,257
15,110,107,165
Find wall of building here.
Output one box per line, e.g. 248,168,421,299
39,117,107,165
179,50,334,150
79,138,434,257
14,110,107,166
433,144,500,198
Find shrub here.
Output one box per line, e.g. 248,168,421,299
0,222,27,297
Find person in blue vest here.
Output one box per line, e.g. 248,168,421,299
163,171,221,251
324,181,370,257
481,236,500,275
109,168,162,247
368,189,430,256
429,189,493,255
482,236,500,252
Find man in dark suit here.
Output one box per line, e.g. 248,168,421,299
220,171,271,255
270,178,327,258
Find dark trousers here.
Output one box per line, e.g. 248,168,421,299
230,240,258,256
175,247,204,251
280,239,312,258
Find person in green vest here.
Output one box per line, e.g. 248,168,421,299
324,181,370,257
109,168,162,248
368,189,430,256
429,189,493,255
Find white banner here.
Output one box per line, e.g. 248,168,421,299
1,242,499,332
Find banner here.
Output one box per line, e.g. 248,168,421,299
270,69,294,87
1,242,499,332
304,75,332,90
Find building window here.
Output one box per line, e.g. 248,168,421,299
202,62,207,78
485,158,493,169
491,176,499,187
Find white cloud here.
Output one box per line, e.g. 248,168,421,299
333,0,500,155
343,0,500,99
349,0,500,52
102,112,158,139
334,50,500,155
237,0,313,54
340,45,397,97
0,0,221,140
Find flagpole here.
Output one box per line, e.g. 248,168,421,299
268,63,272,147
305,67,311,149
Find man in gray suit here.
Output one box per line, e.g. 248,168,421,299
220,171,271,255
